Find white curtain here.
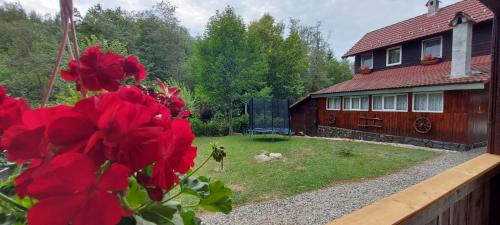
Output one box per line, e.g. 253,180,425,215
396,95,408,111
384,96,395,110
361,97,369,110
373,96,382,110
428,93,443,111
344,97,351,109
414,94,428,111
352,97,360,109
334,98,341,109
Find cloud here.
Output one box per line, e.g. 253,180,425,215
12,0,461,57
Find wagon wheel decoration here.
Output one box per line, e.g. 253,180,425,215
414,117,432,134
328,114,336,125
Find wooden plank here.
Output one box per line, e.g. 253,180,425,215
326,154,500,225
424,218,437,225
466,187,484,225
451,197,467,225
488,13,500,155
438,208,450,225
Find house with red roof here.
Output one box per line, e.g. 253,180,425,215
290,0,493,150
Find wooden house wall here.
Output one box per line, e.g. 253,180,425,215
467,88,490,144
354,21,493,71
290,98,318,136
317,90,488,145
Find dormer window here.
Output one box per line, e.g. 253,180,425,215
361,53,373,69
386,46,402,66
422,36,443,59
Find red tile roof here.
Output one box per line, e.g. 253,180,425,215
343,0,493,58
313,55,491,95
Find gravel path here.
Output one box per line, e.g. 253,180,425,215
201,147,485,225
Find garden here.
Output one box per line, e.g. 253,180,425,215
188,135,439,205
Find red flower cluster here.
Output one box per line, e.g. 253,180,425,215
0,47,197,225
61,46,147,92
0,86,29,138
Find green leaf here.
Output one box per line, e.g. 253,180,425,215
134,215,157,225
126,178,148,209
181,210,201,225
138,201,183,225
210,143,226,163
199,181,232,214
180,176,209,197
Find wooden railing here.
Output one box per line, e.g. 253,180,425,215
327,154,500,225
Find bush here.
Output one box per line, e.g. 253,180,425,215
190,118,229,137
339,140,355,156
199,106,214,122
232,114,249,134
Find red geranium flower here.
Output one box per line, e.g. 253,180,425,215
26,152,130,225
60,46,147,92
151,78,188,117
0,86,7,103
0,86,29,137
123,55,147,83
46,86,170,172
1,106,70,197
2,106,70,163
152,119,197,191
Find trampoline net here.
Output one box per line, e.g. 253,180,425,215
248,98,290,134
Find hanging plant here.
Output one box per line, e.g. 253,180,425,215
420,54,441,66
358,66,372,74
0,1,231,224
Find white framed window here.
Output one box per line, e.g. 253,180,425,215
372,94,408,112
412,92,444,113
344,96,369,111
421,36,443,59
361,52,373,69
386,46,402,66
327,97,342,110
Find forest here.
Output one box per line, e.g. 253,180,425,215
0,1,352,134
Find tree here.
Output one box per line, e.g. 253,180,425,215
0,2,67,105
78,2,193,82
193,6,267,133
293,21,353,93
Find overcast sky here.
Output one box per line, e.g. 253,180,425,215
5,0,461,57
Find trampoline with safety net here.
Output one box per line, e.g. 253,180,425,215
247,98,291,136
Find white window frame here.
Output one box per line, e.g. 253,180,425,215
386,45,402,67
343,96,369,111
412,92,444,113
326,97,342,111
372,94,408,112
360,52,374,69
421,36,443,60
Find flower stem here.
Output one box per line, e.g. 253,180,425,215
0,192,27,212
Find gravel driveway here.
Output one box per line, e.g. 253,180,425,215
201,147,485,225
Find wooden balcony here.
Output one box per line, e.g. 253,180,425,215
327,154,500,225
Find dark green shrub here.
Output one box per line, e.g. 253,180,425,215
232,115,249,134
190,118,205,136
206,120,229,136
190,118,229,136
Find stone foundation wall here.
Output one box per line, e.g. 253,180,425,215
317,126,487,151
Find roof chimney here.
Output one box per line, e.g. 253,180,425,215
426,0,440,16
450,12,475,78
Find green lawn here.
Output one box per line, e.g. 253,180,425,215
188,135,439,205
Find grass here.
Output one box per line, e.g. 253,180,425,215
186,135,440,205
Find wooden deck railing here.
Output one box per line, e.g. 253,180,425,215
327,154,500,225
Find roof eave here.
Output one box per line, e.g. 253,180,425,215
311,82,487,98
